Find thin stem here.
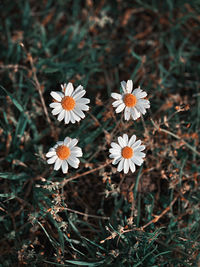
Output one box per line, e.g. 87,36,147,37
64,207,109,220
61,159,112,186
140,195,178,231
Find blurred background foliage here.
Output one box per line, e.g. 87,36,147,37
0,0,200,266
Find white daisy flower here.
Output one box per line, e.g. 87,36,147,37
50,82,90,124
111,80,150,121
46,137,83,173
109,134,146,174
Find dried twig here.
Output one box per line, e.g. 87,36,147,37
61,159,112,186
64,207,109,220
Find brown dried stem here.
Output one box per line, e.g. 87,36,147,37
64,207,109,220
61,159,112,186
139,195,178,231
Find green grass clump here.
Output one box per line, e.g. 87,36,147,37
0,0,200,266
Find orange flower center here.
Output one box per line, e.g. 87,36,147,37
122,146,133,159
123,94,137,107
56,145,71,160
61,96,75,111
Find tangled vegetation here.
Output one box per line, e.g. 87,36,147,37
0,0,200,266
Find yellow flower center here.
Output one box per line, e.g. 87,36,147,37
123,94,137,107
56,145,71,160
122,146,133,159
61,96,75,111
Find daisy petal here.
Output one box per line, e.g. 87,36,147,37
71,110,81,122
116,103,125,113
134,152,146,158
57,110,65,121
134,89,147,99
64,111,70,124
131,156,143,166
64,137,71,146
49,102,60,108
132,140,141,149
67,156,79,168
61,83,67,92
54,158,62,170
73,90,86,100
126,80,133,93
55,141,64,147
137,99,150,108
46,151,56,158
49,148,55,152
71,147,83,157
118,136,126,148
132,88,142,96
129,159,136,173
65,82,74,96
73,107,85,119
134,145,146,152
111,93,122,100
131,107,140,120
50,91,62,102
111,142,121,150
123,134,128,145
69,111,76,123
124,159,129,174
112,157,121,165
121,81,126,93
52,106,62,115
135,103,146,115
117,158,125,172
124,107,131,121
56,91,64,98
61,160,68,173
109,153,119,159
77,98,90,104
77,103,89,111
112,100,123,107
109,148,121,155
47,155,57,164
69,138,78,148
72,85,84,96
128,135,136,146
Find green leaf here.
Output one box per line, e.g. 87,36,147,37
0,85,23,112
0,172,28,180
